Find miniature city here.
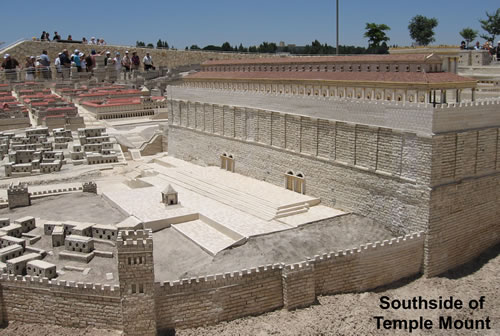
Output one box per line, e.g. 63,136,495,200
0,39,498,336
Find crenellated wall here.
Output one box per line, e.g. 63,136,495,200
154,231,424,330
0,274,122,329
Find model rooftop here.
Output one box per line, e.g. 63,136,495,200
202,53,442,65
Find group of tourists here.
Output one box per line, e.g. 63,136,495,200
1,47,156,81
38,31,107,45
461,40,500,61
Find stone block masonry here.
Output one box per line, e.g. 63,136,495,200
154,231,424,331
168,97,500,278
0,275,122,330
168,101,433,235
0,228,424,333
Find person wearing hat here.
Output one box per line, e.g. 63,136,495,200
59,49,72,79
24,56,35,81
121,51,131,78
72,50,82,72
104,51,111,66
113,52,122,78
1,54,20,81
90,37,96,45
80,52,87,72
54,52,62,78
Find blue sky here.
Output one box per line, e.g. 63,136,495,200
0,1,498,48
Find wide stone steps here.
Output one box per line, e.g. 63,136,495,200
171,219,237,256
152,166,279,220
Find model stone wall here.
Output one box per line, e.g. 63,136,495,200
425,127,500,276
3,41,272,69
154,231,424,330
0,275,122,330
155,264,284,330
426,175,500,276
168,100,433,234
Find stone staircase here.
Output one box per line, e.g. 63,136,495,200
171,219,239,256
151,164,316,221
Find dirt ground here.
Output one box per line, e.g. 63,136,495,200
0,323,121,336
153,214,395,281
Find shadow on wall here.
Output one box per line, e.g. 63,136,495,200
438,243,500,280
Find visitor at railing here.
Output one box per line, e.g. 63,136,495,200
1,54,20,81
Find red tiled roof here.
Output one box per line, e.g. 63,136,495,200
202,54,440,66
185,71,475,84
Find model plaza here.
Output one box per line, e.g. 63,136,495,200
0,31,497,335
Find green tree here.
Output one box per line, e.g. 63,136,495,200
238,43,247,52
190,45,201,50
221,42,233,51
248,46,257,53
364,23,391,48
146,43,154,49
408,15,439,46
258,42,277,53
459,27,478,48
479,8,500,42
136,41,146,47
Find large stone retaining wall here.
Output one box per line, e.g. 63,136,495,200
167,99,433,235
0,275,122,330
2,41,271,69
167,98,500,277
425,128,500,276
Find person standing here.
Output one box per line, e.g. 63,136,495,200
104,51,111,66
86,50,95,73
121,51,131,78
24,56,35,81
113,52,122,78
53,32,61,41
143,52,153,71
73,50,82,72
60,49,72,79
80,53,87,72
39,50,51,79
54,52,62,78
131,51,140,77
1,54,20,81
497,41,500,61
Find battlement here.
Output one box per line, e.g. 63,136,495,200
0,273,120,297
117,229,153,249
308,231,424,262
169,86,500,134
82,181,97,194
158,263,283,290
7,182,29,194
